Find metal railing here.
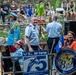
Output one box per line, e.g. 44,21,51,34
48,53,56,75
2,56,24,75
1,53,57,75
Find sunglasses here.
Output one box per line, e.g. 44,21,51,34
15,42,20,45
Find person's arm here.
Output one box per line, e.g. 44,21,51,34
1,6,7,13
10,9,18,12
62,40,67,48
11,48,24,61
10,5,18,12
25,36,34,52
69,41,76,50
41,25,48,34
74,3,75,11
38,45,43,50
67,4,68,11
69,43,73,49
25,26,34,52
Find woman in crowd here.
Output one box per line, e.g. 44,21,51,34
68,0,76,19
62,31,76,51
10,1,18,14
17,5,26,22
61,0,68,11
45,1,51,14
62,31,76,75
7,12,20,52
61,0,68,16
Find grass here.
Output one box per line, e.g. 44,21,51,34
0,30,25,39
0,30,48,41
0,31,7,38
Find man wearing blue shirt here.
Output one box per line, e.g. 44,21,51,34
25,17,42,52
46,15,62,75
40,15,62,75
46,15,62,53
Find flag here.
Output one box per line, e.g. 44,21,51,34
55,35,64,52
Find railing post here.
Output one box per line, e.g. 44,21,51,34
48,53,53,75
0,52,2,75
12,58,15,75
48,53,56,75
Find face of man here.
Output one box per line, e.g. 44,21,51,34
31,17,38,26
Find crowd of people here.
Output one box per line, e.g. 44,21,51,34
1,0,76,75
0,0,33,23
0,0,76,23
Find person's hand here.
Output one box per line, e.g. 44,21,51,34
62,47,69,50
1,9,7,13
41,25,46,32
29,47,34,53
1,8,3,12
38,46,43,50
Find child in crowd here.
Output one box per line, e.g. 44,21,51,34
11,40,24,65
2,40,24,75
11,40,24,75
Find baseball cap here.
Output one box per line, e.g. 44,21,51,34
15,40,24,46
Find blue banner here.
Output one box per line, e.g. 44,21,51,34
23,50,48,75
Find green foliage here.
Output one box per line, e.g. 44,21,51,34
37,3,44,17
0,30,24,40
0,30,48,41
54,0,60,10
68,6,75,13
40,32,48,41
20,30,25,40
35,4,39,14
0,31,7,38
